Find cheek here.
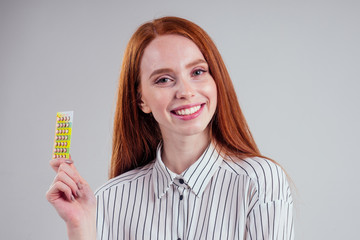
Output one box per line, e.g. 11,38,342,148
205,80,218,106
143,91,170,113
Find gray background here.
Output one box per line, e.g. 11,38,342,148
1,0,359,239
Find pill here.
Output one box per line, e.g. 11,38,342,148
53,111,73,160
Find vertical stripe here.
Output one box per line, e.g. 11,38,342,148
94,144,294,240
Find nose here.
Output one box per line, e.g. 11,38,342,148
175,78,195,99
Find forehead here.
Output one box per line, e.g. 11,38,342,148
140,35,205,75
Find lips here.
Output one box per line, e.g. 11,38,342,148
173,105,201,116
171,104,204,117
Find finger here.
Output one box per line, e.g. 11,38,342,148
54,171,81,198
65,155,87,185
57,162,86,192
50,157,74,172
46,181,74,202
58,163,82,187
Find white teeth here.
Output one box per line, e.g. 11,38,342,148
175,105,201,116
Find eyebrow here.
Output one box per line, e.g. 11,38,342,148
148,59,208,80
185,59,207,69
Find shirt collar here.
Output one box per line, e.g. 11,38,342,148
152,142,223,199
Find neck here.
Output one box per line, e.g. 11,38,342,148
161,131,211,174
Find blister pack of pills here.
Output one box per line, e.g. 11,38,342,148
52,111,73,159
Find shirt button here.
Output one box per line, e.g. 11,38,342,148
180,195,183,200
179,178,184,184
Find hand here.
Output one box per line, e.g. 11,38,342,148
46,156,96,240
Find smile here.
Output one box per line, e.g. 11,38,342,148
174,105,201,116
171,103,206,118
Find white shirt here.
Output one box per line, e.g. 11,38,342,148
95,143,294,240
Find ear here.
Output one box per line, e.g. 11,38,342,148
137,86,152,114
138,99,152,114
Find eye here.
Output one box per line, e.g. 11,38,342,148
192,69,206,76
155,77,172,84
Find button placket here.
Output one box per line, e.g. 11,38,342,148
175,176,189,240
177,186,187,240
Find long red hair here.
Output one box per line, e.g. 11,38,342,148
110,16,265,178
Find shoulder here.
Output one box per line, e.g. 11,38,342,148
221,155,282,181
94,160,155,196
222,156,292,203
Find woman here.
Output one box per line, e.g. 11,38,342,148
47,16,294,240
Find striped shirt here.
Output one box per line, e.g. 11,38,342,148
95,143,294,240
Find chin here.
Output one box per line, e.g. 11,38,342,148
178,125,209,137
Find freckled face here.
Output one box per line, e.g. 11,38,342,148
139,35,217,139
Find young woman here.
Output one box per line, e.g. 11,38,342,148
47,16,294,240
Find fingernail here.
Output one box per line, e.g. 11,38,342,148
71,195,75,201
77,182,83,190
65,160,73,164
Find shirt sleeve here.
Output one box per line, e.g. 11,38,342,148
244,158,295,240
96,189,111,240
245,199,294,239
